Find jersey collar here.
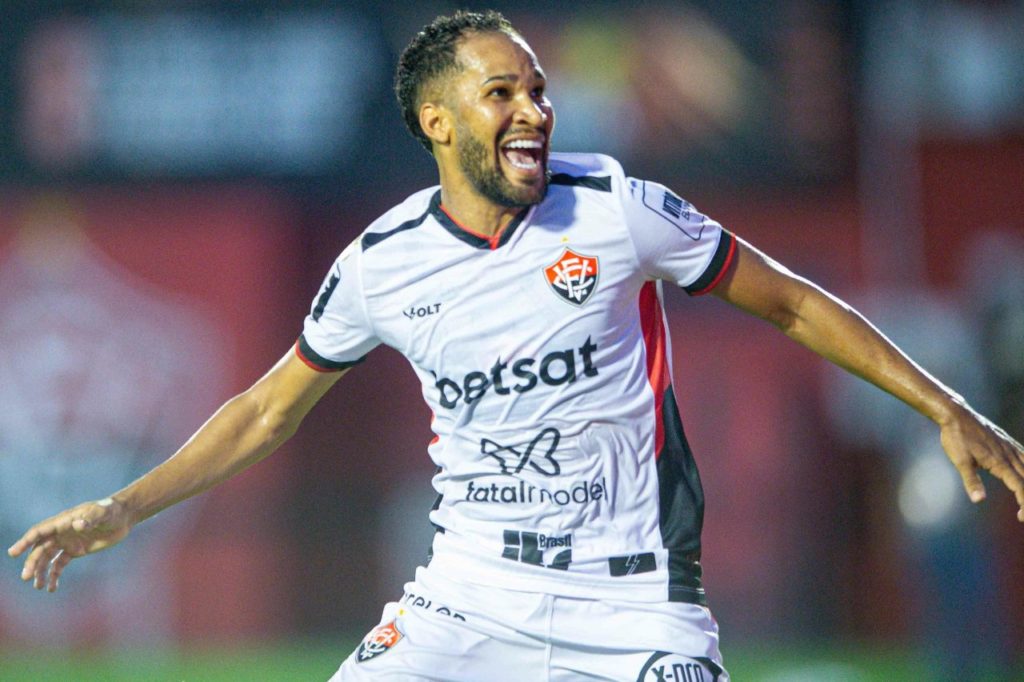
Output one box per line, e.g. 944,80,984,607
429,191,529,251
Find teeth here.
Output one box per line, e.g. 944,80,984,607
503,139,543,149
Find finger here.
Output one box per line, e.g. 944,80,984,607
1009,447,1024,482
47,551,72,593
35,544,64,591
21,542,50,581
985,452,1024,504
980,449,1024,521
1010,478,1024,523
955,460,986,503
8,525,52,558
28,541,60,590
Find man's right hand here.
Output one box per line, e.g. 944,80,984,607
7,497,134,592
7,347,348,594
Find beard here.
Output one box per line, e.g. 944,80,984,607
456,126,549,208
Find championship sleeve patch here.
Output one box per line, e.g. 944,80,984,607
639,181,706,241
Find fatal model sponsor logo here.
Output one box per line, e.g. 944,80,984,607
355,620,404,664
470,426,608,508
432,337,598,409
481,427,562,477
464,477,608,507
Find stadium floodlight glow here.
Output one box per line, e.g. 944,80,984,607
897,444,964,531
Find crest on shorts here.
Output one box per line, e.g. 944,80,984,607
544,248,599,306
356,620,404,664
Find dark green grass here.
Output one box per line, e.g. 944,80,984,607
0,639,348,682
0,639,1019,680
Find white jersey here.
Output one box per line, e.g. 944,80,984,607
299,153,735,605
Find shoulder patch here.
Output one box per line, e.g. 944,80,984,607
639,181,706,241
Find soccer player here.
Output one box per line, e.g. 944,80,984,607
9,11,1024,681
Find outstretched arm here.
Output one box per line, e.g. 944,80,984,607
712,237,1024,521
8,347,348,591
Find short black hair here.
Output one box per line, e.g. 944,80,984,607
395,10,517,153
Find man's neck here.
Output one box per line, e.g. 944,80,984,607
438,185,522,238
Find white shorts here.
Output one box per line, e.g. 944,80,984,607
329,565,728,682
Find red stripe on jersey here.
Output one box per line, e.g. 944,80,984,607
638,281,670,459
689,235,737,296
294,340,338,373
428,410,440,446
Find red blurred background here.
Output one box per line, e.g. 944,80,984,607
1,1,1021,674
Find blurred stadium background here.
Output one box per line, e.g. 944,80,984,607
1,0,1022,680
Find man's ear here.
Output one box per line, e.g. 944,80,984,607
420,101,452,147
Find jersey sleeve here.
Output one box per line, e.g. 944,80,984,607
622,177,736,295
296,238,379,371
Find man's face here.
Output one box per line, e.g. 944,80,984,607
445,31,554,208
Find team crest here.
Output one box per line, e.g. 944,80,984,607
356,620,404,663
544,248,599,306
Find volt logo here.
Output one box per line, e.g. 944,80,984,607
502,530,572,570
403,302,441,319
544,248,599,306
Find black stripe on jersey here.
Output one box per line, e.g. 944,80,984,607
296,334,366,371
683,230,735,296
429,191,528,250
362,205,432,251
656,386,709,606
549,173,612,192
668,550,706,605
312,272,340,322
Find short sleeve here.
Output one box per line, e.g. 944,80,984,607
622,177,736,295
296,238,380,371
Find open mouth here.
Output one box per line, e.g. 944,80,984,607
500,138,544,175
